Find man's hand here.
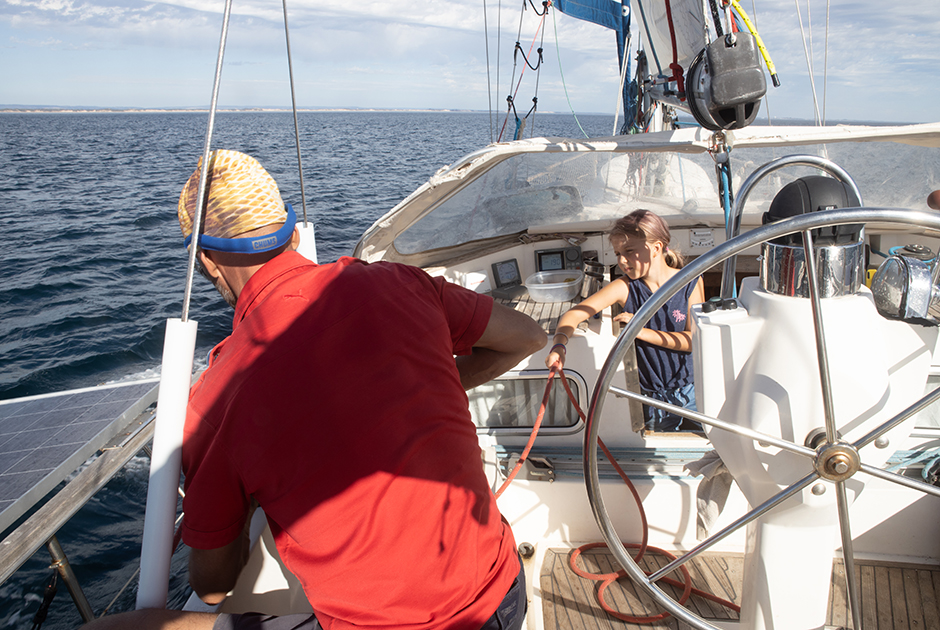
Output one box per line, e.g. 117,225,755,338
457,302,546,390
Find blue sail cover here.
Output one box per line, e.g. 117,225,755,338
554,0,629,34
554,0,635,133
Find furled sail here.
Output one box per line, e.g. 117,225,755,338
632,0,705,89
553,0,712,130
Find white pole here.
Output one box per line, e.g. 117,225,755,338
295,222,318,263
136,317,198,609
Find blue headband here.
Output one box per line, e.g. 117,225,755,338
185,204,297,253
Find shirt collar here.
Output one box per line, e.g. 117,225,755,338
232,251,317,329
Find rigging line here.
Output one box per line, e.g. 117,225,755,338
551,4,589,138
823,0,830,125
633,0,663,76
517,14,547,91
484,0,494,143
181,0,234,323
527,0,547,16
527,2,549,137
807,0,814,79
281,0,308,227
498,0,530,141
700,0,713,48
499,8,548,141
612,31,632,136
749,0,772,122
497,0,503,142
709,0,724,37
510,0,527,83
515,41,544,71
794,0,822,125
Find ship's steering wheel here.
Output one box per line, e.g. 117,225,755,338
583,157,940,630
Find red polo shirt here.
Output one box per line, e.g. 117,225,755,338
181,252,517,630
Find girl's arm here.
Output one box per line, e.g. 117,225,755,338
615,277,705,352
546,279,629,368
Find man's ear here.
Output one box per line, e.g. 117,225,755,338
198,249,223,280
290,226,301,251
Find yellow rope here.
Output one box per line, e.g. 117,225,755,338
729,0,780,86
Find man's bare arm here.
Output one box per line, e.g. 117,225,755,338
457,302,546,390
188,505,256,604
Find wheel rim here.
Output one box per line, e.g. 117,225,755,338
584,206,940,630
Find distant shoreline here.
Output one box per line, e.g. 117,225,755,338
0,107,502,114
0,107,914,126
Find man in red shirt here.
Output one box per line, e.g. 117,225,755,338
87,150,544,630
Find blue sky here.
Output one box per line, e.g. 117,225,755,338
1,0,938,123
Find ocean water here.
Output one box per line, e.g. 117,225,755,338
0,111,617,629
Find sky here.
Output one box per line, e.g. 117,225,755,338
1,0,938,123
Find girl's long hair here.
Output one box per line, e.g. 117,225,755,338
610,210,684,269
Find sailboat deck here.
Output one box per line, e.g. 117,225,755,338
540,547,940,630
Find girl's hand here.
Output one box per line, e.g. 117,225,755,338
613,311,634,324
545,344,566,369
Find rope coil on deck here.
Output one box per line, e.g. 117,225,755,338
496,367,740,623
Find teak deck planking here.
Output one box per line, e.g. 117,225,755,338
540,547,940,630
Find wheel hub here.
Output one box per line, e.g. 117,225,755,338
814,441,861,482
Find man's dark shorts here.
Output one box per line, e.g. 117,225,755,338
213,560,527,630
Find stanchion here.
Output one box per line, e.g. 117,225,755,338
136,318,197,609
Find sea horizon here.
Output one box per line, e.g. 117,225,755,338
0,106,925,126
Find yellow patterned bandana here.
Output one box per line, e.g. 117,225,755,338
178,150,293,252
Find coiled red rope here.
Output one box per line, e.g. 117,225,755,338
496,366,740,623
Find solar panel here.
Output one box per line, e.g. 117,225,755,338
0,379,159,533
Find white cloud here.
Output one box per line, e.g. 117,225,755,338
1,0,937,121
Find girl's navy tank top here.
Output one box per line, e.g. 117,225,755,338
622,277,696,392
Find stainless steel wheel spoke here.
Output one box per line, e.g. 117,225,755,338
802,229,840,443
803,227,864,629
853,386,940,450
835,481,862,630
858,462,940,498
648,471,819,583
609,385,816,460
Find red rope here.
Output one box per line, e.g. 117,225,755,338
496,366,739,622
663,0,686,98
493,366,554,498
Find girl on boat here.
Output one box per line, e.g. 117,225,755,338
545,209,705,432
